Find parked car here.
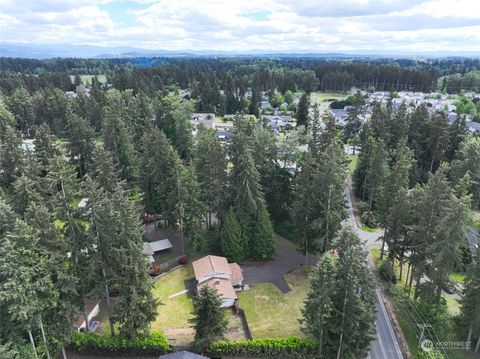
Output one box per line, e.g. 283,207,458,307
89,320,99,332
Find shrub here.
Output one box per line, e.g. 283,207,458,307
207,337,318,359
70,331,170,355
150,263,161,276
178,256,188,265
379,260,396,284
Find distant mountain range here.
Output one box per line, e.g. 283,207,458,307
1,43,479,59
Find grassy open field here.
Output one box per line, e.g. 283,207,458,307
237,268,309,338
69,74,107,85
310,91,348,104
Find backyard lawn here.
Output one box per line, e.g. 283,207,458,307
310,91,348,104
151,265,194,332
348,154,358,174
238,268,309,339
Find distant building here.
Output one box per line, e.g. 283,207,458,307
192,255,244,308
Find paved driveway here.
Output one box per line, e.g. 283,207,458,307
242,237,316,293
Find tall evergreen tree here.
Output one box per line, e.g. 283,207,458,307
301,254,336,359
34,123,60,170
380,138,413,259
460,258,480,352
250,205,275,260
331,227,376,359
295,93,309,127
7,87,34,136
220,207,246,262
190,286,228,353
90,146,120,193
0,102,23,188
0,220,54,358
194,127,227,227
102,90,137,182
107,183,158,338
451,136,480,209
67,111,95,177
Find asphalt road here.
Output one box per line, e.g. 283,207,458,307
344,185,404,359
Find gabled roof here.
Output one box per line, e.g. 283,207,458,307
143,239,173,255
192,255,231,279
198,277,237,299
229,262,243,283
149,239,173,252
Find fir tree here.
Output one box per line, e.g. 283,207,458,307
220,207,246,262
194,128,227,227
250,205,275,260
301,254,336,358
190,286,228,353
460,258,480,352
295,93,309,127
331,227,376,359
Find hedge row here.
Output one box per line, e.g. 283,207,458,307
207,337,319,358
70,331,171,355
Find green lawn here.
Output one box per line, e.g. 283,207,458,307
348,154,358,175
151,265,194,331
70,74,107,85
238,268,308,339
361,225,379,233
310,91,347,104
443,293,461,316
450,272,466,285
155,253,179,265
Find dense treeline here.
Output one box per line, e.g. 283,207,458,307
348,95,480,355
2,56,479,98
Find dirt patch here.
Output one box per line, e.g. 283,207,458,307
225,315,247,341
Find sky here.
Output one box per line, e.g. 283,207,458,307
1,0,480,54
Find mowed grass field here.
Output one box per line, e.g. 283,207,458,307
69,74,107,85
310,91,348,104
238,268,309,338
151,265,194,331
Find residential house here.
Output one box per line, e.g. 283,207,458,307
192,255,244,308
467,121,480,134
75,299,100,332
331,108,348,125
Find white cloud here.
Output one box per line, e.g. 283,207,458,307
0,0,479,54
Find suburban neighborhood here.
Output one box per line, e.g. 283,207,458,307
1,1,480,359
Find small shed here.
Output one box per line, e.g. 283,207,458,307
143,239,173,263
